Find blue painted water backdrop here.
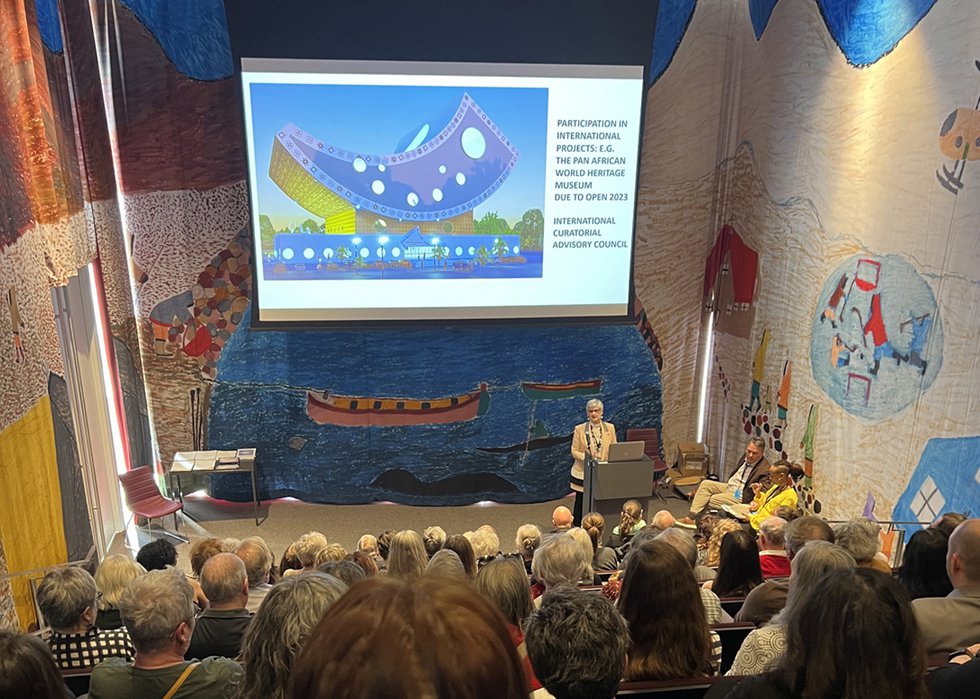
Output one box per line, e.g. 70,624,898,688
208,306,662,505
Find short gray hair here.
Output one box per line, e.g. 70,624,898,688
469,527,500,559
784,515,835,557
424,549,466,579
239,572,347,699
119,567,195,653
531,533,589,589
832,518,881,564
585,398,603,412
781,541,855,622
759,517,787,547
36,567,97,631
200,553,247,605
422,526,446,557
94,556,145,610
356,534,378,556
656,528,698,568
748,436,766,451
236,537,273,586
294,532,328,568
525,585,629,699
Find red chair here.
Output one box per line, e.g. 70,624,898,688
626,428,670,502
119,466,185,542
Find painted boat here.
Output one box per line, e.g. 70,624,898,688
306,383,489,427
521,379,601,400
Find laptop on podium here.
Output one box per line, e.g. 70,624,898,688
605,441,646,462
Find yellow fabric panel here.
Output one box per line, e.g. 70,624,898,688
0,396,68,629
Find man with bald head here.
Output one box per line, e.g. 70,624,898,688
551,505,573,532
185,552,253,660
912,518,980,654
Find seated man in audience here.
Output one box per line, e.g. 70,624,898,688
235,537,274,613
656,528,730,623
525,585,628,699
36,566,135,670
551,506,573,532
833,517,893,573
186,553,253,659
677,437,769,528
650,509,676,530
136,538,208,608
736,514,834,626
757,516,790,578
912,518,980,654
89,567,242,698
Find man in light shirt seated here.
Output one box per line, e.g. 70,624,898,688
677,437,769,529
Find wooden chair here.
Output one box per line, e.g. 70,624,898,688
618,675,734,698
118,465,185,543
625,428,670,501
711,622,756,675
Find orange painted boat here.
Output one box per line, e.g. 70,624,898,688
306,383,489,427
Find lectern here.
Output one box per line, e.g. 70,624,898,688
583,455,654,525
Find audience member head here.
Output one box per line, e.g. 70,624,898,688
567,528,596,580
118,567,195,656
524,586,629,699
200,552,248,608
36,566,97,633
581,512,606,553
312,543,347,568
779,541,855,623
469,526,501,560
758,516,787,550
712,529,763,597
704,518,743,568
619,499,644,540
240,572,348,699
377,529,396,561
387,529,428,580
897,528,953,600
0,630,68,699
656,528,698,569
832,518,881,567
288,575,528,699
532,533,589,590
784,515,834,559
280,543,301,573
94,555,145,611
650,509,675,530
770,568,928,699
772,505,803,522
618,539,712,680
294,531,328,569
425,549,466,579
345,550,379,577
189,537,224,577
474,557,533,627
357,533,379,557
135,538,177,571
515,523,542,561
946,518,980,588
444,534,478,577
422,525,447,558
236,536,274,587
552,506,573,530
932,511,967,538
317,560,366,587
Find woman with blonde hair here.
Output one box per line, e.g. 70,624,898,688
387,530,428,580
94,555,145,630
514,523,541,574
581,512,618,570
612,499,646,546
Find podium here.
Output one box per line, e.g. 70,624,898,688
583,456,654,524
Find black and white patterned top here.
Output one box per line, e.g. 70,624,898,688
48,626,135,670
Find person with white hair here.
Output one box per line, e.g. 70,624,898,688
569,398,617,525
531,534,589,605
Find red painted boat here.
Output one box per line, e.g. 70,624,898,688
306,383,489,427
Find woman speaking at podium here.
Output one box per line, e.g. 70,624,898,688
570,398,617,525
